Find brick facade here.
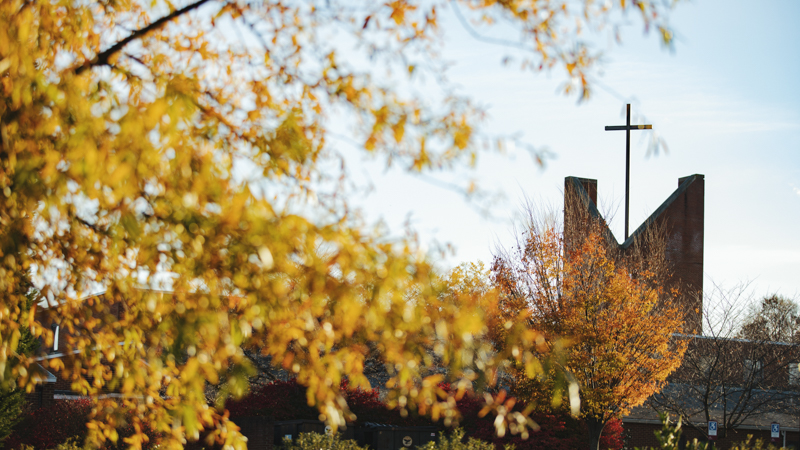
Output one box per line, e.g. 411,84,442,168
24,383,55,409
565,175,800,449
565,175,705,333
236,416,274,450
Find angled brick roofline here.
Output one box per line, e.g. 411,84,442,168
564,176,613,244
564,177,601,218
624,174,705,249
564,174,706,333
565,174,705,249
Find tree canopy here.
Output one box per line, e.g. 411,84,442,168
491,207,687,450
650,286,800,438
0,0,679,448
739,295,800,344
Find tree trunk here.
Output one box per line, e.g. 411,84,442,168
586,417,606,450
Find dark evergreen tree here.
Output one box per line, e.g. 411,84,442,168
0,286,38,448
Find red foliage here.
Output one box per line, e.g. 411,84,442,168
450,387,582,450
5,399,92,449
227,380,624,450
6,399,159,450
444,384,623,450
599,419,624,450
226,379,319,420
344,381,431,426
226,379,428,425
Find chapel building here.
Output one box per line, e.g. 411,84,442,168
564,174,705,334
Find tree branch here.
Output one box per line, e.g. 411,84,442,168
74,0,214,75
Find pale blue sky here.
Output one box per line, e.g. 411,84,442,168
337,0,800,302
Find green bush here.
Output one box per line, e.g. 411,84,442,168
637,414,789,450
19,436,83,450
0,294,38,448
418,429,502,450
281,429,502,450
729,437,786,450
281,432,368,450
642,414,710,450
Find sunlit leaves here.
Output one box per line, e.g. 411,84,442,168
0,0,679,448
492,212,687,436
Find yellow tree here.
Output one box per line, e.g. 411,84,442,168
0,0,680,448
492,210,687,450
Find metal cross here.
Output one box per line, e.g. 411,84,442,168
605,104,652,240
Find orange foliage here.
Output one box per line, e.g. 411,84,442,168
492,212,687,448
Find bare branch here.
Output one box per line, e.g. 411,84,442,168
74,0,214,75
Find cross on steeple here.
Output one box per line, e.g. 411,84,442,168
605,104,652,240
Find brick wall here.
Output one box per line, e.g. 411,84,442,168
624,422,662,449
236,416,273,450
564,175,705,333
658,175,705,334
24,383,55,408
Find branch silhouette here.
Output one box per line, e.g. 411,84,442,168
74,0,213,75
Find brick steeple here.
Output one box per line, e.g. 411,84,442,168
565,175,705,333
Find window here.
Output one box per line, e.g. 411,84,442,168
744,359,763,382
51,323,59,352
789,363,799,386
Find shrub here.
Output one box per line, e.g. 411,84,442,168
281,432,369,450
600,419,624,450
6,399,159,450
730,438,786,450
637,414,790,450
228,380,624,450
0,388,26,448
19,436,83,450
451,386,622,450
226,379,318,421
226,379,429,426
5,400,92,450
345,381,431,426
418,429,496,450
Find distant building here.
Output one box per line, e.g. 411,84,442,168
565,175,800,448
26,293,128,408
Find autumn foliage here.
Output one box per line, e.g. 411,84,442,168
0,0,681,448
224,379,623,450
492,205,687,450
